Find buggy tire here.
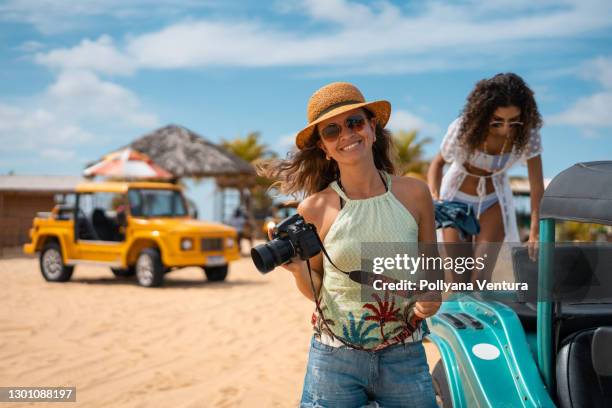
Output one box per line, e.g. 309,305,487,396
432,360,452,408
203,265,228,282
135,248,164,287
40,241,74,282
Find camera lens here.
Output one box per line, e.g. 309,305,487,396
251,238,295,273
251,245,275,273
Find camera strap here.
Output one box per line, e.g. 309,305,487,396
306,258,374,351
314,232,413,296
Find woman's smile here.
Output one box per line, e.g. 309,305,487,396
338,138,364,153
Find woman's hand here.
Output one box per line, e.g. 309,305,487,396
280,258,306,275
527,232,539,262
414,300,441,319
526,155,543,262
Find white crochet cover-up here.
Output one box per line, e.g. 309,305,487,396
439,117,543,242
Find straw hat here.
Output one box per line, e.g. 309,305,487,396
295,82,391,149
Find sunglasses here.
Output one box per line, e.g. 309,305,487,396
320,115,367,142
489,120,523,129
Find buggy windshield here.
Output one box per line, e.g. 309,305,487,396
128,189,187,217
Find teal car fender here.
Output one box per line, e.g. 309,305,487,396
426,295,555,408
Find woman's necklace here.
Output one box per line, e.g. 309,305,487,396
484,134,511,155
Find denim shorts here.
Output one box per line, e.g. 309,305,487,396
300,336,437,408
453,190,498,217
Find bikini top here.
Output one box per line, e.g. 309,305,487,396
464,150,512,212
467,150,512,173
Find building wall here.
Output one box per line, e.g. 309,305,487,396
0,192,56,250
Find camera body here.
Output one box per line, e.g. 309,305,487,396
251,214,321,273
272,214,321,259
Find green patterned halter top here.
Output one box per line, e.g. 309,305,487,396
312,172,425,350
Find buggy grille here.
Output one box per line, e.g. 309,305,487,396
201,238,223,251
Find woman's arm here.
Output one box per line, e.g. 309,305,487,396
527,155,544,259
270,196,325,302
414,182,442,318
427,153,446,200
286,258,323,303
395,177,441,318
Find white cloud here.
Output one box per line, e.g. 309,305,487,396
548,92,612,128
35,36,135,76
0,0,216,34
0,103,94,152
548,55,612,130
30,0,612,75
579,56,612,89
0,70,159,163
296,0,383,26
125,0,612,71
46,70,158,128
387,109,440,136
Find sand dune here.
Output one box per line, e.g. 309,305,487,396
0,254,439,407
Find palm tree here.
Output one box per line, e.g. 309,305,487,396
392,130,431,179
221,132,277,232
221,131,275,163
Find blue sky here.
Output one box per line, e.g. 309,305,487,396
1,0,611,219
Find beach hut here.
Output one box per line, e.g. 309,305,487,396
125,124,257,221
0,175,85,255
127,124,255,178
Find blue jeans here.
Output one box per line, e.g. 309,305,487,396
300,336,437,407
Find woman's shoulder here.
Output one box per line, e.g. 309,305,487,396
391,175,430,197
441,116,467,160
449,116,463,128
442,116,463,136
391,175,433,222
298,187,339,225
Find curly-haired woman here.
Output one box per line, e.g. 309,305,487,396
427,73,545,276
261,82,439,407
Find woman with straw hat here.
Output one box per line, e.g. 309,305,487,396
261,82,439,407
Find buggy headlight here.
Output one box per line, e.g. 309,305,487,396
225,237,235,248
180,238,194,251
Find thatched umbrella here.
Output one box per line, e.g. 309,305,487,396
126,124,257,221
127,124,255,179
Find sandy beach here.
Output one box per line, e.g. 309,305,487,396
1,251,440,407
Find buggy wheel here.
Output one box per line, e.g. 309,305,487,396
135,248,164,287
432,360,452,408
40,241,74,282
203,265,228,282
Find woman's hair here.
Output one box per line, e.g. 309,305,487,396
459,73,542,155
258,109,395,197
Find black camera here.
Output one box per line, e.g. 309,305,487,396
251,214,321,273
